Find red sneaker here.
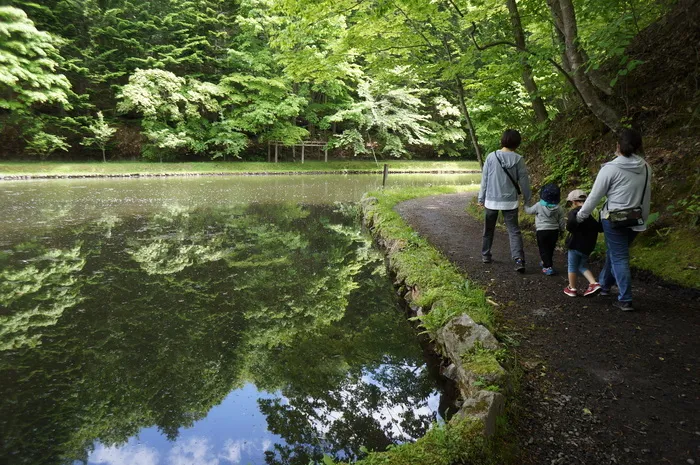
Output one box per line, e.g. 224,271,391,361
584,282,602,297
563,286,578,297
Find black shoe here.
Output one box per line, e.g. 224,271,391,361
482,255,492,264
613,300,634,312
514,258,525,273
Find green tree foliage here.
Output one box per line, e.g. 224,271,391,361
24,131,70,159
81,111,116,162
328,78,436,159
0,6,73,157
0,6,70,112
0,0,674,159
116,68,223,160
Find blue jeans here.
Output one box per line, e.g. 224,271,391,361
599,219,639,302
567,249,590,275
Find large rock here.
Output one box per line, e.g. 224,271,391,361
360,195,379,208
436,313,499,363
452,390,505,437
445,358,506,398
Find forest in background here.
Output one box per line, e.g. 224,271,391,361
0,0,681,163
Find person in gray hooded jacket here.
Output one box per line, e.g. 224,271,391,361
478,129,532,272
577,129,652,311
525,183,565,275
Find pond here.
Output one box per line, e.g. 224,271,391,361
0,174,479,465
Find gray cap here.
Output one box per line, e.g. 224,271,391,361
567,189,587,202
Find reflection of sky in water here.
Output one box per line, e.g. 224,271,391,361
2,188,445,465
83,385,281,465
360,366,441,439
83,368,439,465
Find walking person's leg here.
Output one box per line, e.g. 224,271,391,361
601,220,639,307
542,230,558,269
565,249,580,296
598,245,616,293
502,208,525,261
481,208,499,262
579,253,601,296
536,230,547,268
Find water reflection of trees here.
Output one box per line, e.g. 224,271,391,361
0,244,85,350
0,203,436,465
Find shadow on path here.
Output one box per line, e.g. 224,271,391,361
396,192,699,465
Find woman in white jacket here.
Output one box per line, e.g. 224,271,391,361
576,129,652,311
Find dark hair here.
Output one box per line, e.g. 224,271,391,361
501,129,521,150
618,128,642,156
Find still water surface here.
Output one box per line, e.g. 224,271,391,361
0,174,478,465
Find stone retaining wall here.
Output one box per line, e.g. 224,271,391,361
361,195,507,438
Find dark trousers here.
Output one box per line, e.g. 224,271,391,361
536,229,559,268
482,208,524,261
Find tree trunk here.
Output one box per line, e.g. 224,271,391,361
454,78,483,167
547,0,620,130
102,147,106,163
579,48,613,95
506,0,548,123
549,10,572,73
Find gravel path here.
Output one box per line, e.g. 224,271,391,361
395,192,700,465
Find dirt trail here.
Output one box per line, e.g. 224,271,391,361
395,192,700,465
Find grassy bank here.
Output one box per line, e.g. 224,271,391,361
630,228,699,289
344,416,494,465
363,185,494,332
0,160,480,177
355,185,515,465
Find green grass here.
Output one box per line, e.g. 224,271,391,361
363,185,494,333
340,416,496,465
631,228,700,289
0,160,480,177
462,348,506,378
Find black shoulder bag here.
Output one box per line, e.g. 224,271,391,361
608,164,649,229
494,151,521,196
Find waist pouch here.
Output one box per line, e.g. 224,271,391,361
608,207,644,228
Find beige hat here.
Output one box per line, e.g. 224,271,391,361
567,189,587,202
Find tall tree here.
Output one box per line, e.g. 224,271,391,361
546,0,620,129
0,6,72,156
506,0,548,123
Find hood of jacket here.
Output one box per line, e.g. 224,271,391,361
538,200,560,217
493,150,521,169
604,153,646,174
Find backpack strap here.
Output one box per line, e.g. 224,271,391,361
639,164,649,208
